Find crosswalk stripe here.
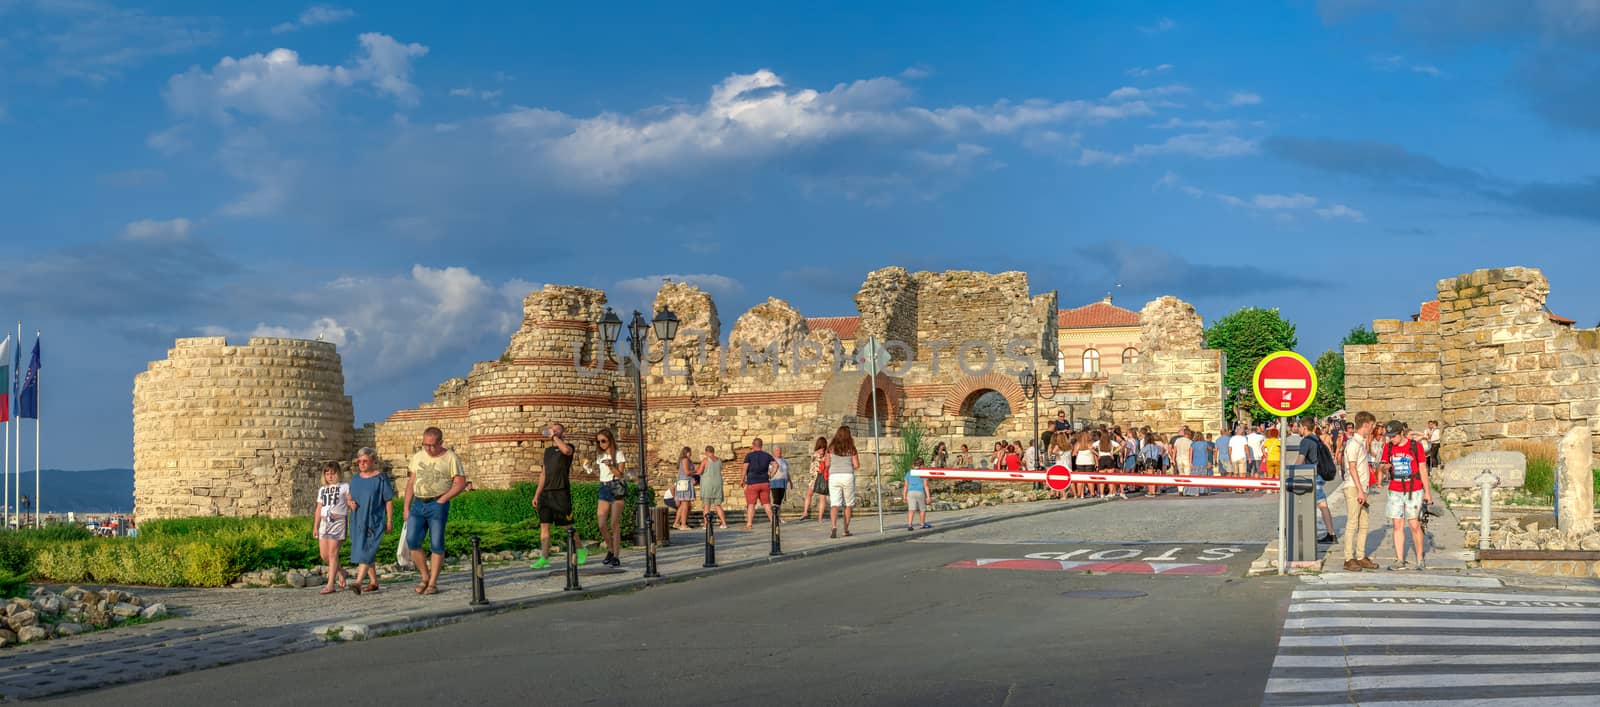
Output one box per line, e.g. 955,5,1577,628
1290,603,1600,615
1292,589,1600,603
1273,654,1600,669
1285,617,1600,630
1265,585,1600,706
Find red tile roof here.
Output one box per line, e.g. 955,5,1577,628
806,316,860,339
1415,298,1573,325
1058,300,1140,329
1417,300,1440,322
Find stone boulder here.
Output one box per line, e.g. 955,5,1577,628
1138,296,1204,354
728,298,810,372
1436,451,1526,489
1557,426,1595,536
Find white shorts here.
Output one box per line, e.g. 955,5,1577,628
1387,489,1423,520
829,473,856,507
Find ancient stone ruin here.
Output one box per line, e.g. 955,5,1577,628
375,268,1221,505
132,337,354,520
1346,266,1600,469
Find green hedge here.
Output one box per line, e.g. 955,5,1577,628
447,482,639,545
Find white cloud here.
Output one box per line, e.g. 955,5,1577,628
1107,84,1190,101
1228,91,1262,106
1315,204,1367,221
238,264,522,384
122,217,193,242
484,69,1160,187
163,33,428,122
1125,64,1175,77
900,64,933,79
272,5,356,33
1079,132,1258,166
1160,173,1365,222
216,130,300,216
450,87,504,101
1368,54,1445,77
146,125,189,154
1153,117,1242,131
1141,17,1177,33
615,273,742,301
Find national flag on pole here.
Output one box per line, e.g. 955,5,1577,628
17,338,38,420
0,335,9,422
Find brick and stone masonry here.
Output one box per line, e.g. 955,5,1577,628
132,337,353,520
1346,266,1600,470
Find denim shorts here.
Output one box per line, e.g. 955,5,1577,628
598,480,627,503
1314,476,1327,503
405,498,449,554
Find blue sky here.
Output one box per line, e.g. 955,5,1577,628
4,0,1600,469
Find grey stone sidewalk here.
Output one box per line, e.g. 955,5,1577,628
0,498,1100,701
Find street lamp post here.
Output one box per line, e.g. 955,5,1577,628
598,306,678,579
1019,367,1063,470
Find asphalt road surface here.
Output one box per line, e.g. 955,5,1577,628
52,494,1295,706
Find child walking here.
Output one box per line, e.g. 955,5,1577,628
904,464,931,531
314,462,358,595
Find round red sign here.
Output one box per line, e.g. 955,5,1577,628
1045,464,1073,491
1252,351,1318,417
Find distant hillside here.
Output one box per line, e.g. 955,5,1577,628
3,469,134,514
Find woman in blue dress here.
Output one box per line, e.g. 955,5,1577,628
347,447,395,593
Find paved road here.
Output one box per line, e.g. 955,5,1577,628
51,494,1296,705
1264,584,1600,705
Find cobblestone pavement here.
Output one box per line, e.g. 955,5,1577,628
1,498,1099,701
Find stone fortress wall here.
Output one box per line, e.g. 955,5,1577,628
376,267,1223,506
1346,266,1600,469
132,337,354,520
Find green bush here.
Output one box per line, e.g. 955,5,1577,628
0,536,33,575
0,569,27,599
447,482,636,545
891,420,931,482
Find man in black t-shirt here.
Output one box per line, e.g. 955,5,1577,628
531,423,586,570
741,438,776,530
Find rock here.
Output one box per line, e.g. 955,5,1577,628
0,628,17,644
1580,535,1600,551
141,603,168,620
86,609,111,628
1138,296,1205,354
129,596,144,607
286,572,309,589
54,623,91,637
5,609,38,630
1557,426,1596,536
110,602,142,619
78,590,102,605
17,625,49,643
1526,522,1540,534
38,595,62,615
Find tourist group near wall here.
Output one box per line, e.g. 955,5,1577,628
132,267,1226,520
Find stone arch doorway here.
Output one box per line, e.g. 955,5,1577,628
854,372,902,437
942,373,1026,437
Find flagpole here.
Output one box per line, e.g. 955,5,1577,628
33,330,39,528
13,321,19,529
3,416,9,529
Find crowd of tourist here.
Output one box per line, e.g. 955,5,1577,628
304,411,1448,596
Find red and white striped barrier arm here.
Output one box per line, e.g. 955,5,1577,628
909,467,1282,491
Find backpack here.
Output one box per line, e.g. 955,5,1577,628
1383,439,1424,492
1310,437,1337,482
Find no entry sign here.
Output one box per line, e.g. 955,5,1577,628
1045,464,1073,491
1252,351,1317,417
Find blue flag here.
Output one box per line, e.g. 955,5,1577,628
17,338,38,420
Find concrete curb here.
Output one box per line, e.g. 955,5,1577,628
312,498,1109,641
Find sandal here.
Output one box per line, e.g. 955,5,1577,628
422,584,438,595
319,585,337,595
414,581,429,594
363,583,380,593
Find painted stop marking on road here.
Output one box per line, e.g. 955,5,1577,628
1252,351,1318,417
1045,464,1072,491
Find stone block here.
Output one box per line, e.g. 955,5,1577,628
1557,425,1595,536
1437,451,1525,489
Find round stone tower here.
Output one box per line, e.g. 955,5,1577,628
132,336,354,520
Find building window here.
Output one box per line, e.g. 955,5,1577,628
1057,351,1066,375
1082,348,1100,374
1122,347,1139,367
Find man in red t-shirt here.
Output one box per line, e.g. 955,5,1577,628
1380,420,1432,570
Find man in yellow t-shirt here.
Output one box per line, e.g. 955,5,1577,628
405,426,468,595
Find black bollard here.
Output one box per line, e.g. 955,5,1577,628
469,535,489,606
769,511,783,556
703,512,718,568
563,528,582,591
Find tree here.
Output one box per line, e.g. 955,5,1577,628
1308,349,1344,418
1204,307,1298,423
1343,325,1378,346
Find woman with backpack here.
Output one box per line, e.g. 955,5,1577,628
800,436,830,523
1097,429,1123,499
1138,431,1165,497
